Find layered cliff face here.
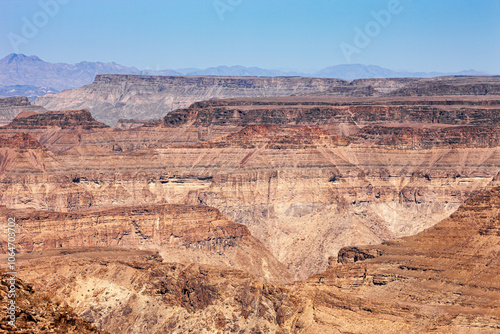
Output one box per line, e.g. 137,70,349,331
34,75,350,126
11,187,500,333
0,204,292,285
2,75,500,332
2,87,500,282
33,75,500,127
0,109,115,153
0,115,498,280
12,95,500,153
388,75,500,96
290,186,500,333
0,96,46,126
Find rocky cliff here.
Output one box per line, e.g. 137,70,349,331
34,75,350,126
11,187,500,333
0,108,499,280
14,249,309,334
0,271,105,333
32,75,500,127
289,186,500,332
0,204,292,285
388,75,500,96
0,96,46,126
11,95,500,153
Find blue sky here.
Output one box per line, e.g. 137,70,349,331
1,0,499,73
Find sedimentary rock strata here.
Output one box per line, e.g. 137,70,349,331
34,75,350,126
14,249,309,334
0,96,46,127
33,75,500,127
0,204,292,285
11,187,500,333
291,187,500,332
0,114,498,280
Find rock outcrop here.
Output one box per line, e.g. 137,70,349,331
0,109,113,153
12,187,500,333
33,75,500,127
0,204,292,285
1,96,500,280
388,75,500,96
0,271,105,333
15,249,310,334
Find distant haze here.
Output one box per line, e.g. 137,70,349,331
0,53,487,99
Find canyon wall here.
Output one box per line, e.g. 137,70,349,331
10,187,500,333
0,204,292,285
0,101,499,279
34,75,350,126
0,96,46,126
33,75,500,127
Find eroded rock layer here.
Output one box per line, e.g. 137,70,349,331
10,187,500,333
13,249,309,334
0,96,46,127
34,75,350,126
0,98,499,280
290,186,500,333
0,204,292,285
33,75,500,127
0,271,105,333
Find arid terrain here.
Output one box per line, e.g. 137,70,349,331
0,75,499,333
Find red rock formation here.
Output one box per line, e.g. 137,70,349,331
5,109,108,130
0,204,292,285
11,187,500,333
0,133,46,150
0,104,499,280
292,187,500,332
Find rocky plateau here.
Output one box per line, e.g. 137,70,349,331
33,75,500,126
0,75,499,332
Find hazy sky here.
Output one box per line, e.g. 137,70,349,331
1,0,499,73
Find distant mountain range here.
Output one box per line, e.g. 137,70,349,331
0,53,487,99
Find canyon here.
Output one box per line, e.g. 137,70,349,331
2,185,499,333
0,75,499,332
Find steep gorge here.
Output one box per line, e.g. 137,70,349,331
0,100,499,279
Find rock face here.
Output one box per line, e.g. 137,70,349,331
0,109,113,153
291,187,500,332
0,96,46,126
115,119,152,129
1,95,500,280
0,204,292,285
388,75,500,96
5,109,108,130
34,75,349,126
12,187,500,333
33,75,500,127
1,75,500,332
